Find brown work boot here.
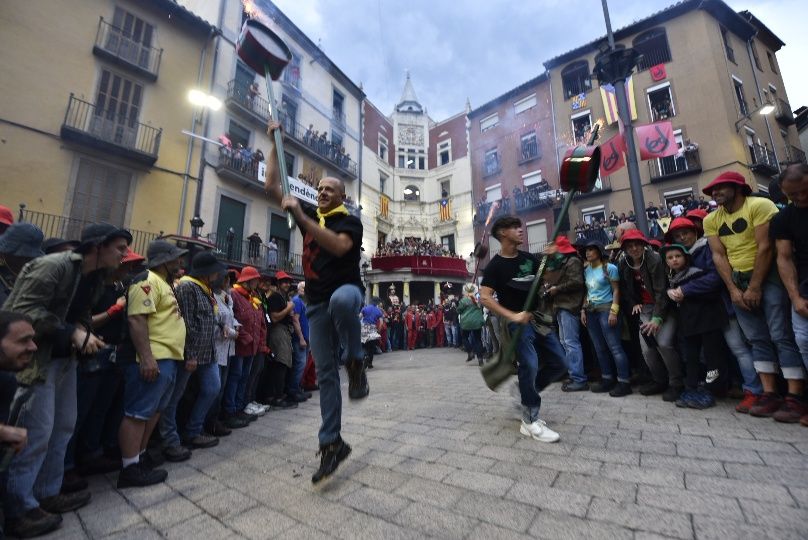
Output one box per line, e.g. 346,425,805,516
7,507,62,538
345,358,369,400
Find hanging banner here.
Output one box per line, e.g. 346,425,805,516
599,133,626,177
636,121,679,161
257,161,318,205
600,75,638,124
650,64,667,81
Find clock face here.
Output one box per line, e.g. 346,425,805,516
398,124,424,147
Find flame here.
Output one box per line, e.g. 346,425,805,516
242,0,259,19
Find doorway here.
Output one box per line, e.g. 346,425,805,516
216,195,246,262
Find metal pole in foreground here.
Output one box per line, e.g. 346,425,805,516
599,0,649,235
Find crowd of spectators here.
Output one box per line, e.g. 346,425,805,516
217,134,264,179
0,208,318,537
300,123,352,171
374,238,461,258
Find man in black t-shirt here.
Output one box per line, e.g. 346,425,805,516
771,163,808,425
480,216,565,444
266,272,297,409
265,122,365,483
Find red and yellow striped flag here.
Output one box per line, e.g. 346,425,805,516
380,195,389,218
439,198,451,221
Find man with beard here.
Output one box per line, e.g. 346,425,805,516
266,122,366,484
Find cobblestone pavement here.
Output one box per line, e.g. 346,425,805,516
49,348,807,539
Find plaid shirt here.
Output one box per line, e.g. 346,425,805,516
175,280,216,364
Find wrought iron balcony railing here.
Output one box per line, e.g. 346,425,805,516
649,148,702,182
93,17,162,80
775,98,795,126
61,94,161,165
517,140,540,164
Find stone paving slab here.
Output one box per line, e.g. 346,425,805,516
32,347,808,539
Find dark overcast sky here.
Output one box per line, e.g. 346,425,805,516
268,0,806,121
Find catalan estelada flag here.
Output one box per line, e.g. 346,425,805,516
439,198,451,221
600,75,637,125
380,195,389,218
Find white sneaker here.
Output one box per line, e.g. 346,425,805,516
520,420,560,443
245,402,267,416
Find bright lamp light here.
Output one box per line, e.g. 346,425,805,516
758,103,775,115
188,89,222,111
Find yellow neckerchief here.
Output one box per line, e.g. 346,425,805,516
180,275,218,313
233,283,262,309
316,204,349,228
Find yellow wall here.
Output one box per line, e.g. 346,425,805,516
0,0,212,236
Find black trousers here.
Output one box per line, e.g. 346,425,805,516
682,329,725,390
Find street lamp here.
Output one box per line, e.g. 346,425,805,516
178,89,222,237
735,102,776,132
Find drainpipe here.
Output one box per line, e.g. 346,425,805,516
357,98,364,221
177,37,209,235
547,71,561,174
745,35,779,169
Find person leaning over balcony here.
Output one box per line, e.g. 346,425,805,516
770,163,808,425
704,171,803,420
619,229,683,401
542,236,588,392
5,224,130,537
266,120,366,484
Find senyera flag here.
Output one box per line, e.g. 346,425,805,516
599,133,626,177
636,121,678,161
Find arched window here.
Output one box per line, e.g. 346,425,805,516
403,185,420,201
561,60,592,100
633,28,671,71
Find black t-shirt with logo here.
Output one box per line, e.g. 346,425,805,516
481,251,540,312
301,206,364,305
770,204,808,295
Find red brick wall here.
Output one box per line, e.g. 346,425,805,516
363,100,395,167
428,113,468,169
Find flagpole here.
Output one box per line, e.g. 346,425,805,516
598,0,649,236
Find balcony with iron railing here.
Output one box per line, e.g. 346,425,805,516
92,17,162,81
482,156,501,178
785,145,806,164
514,185,562,213
206,232,303,275
282,118,358,178
562,76,592,100
225,80,270,127
774,98,795,126
215,148,263,188
17,206,160,256
60,94,161,165
635,45,673,71
649,147,702,183
749,143,779,176
474,200,509,226
517,140,540,164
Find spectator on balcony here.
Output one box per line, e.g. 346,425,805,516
671,200,685,218
609,211,619,228
303,124,313,145
247,232,262,266
240,146,253,175
0,205,14,236
0,223,45,307
247,82,259,109
265,237,278,269
252,149,264,169
5,224,131,536
698,195,709,210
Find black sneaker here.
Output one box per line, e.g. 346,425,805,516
163,445,192,462
7,507,62,538
210,421,232,437
236,411,258,423
39,490,91,513
609,382,633,397
562,381,590,392
223,415,250,429
639,381,667,396
311,437,352,484
662,385,684,402
117,462,168,489
141,449,165,470
346,358,369,400
269,398,298,410
61,469,88,494
590,379,616,393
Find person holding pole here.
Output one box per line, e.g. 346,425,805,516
265,121,366,483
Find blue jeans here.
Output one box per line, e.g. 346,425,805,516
159,363,221,446
557,309,586,384
444,322,457,347
288,344,308,394
723,317,763,394
7,359,77,516
586,310,631,382
792,307,808,371
733,280,803,379
509,323,567,424
465,328,483,358
307,284,362,446
223,355,253,414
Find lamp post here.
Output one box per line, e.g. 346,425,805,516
593,0,649,236
179,89,222,237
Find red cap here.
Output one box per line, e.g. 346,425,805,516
553,235,578,255
620,229,649,247
667,217,697,233
237,266,261,283
685,208,708,220
648,239,662,249
121,248,145,264
702,171,751,196
274,270,292,281
0,205,14,226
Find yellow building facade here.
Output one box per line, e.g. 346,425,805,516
0,0,215,252
544,1,802,227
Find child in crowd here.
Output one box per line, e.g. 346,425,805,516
662,244,727,409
